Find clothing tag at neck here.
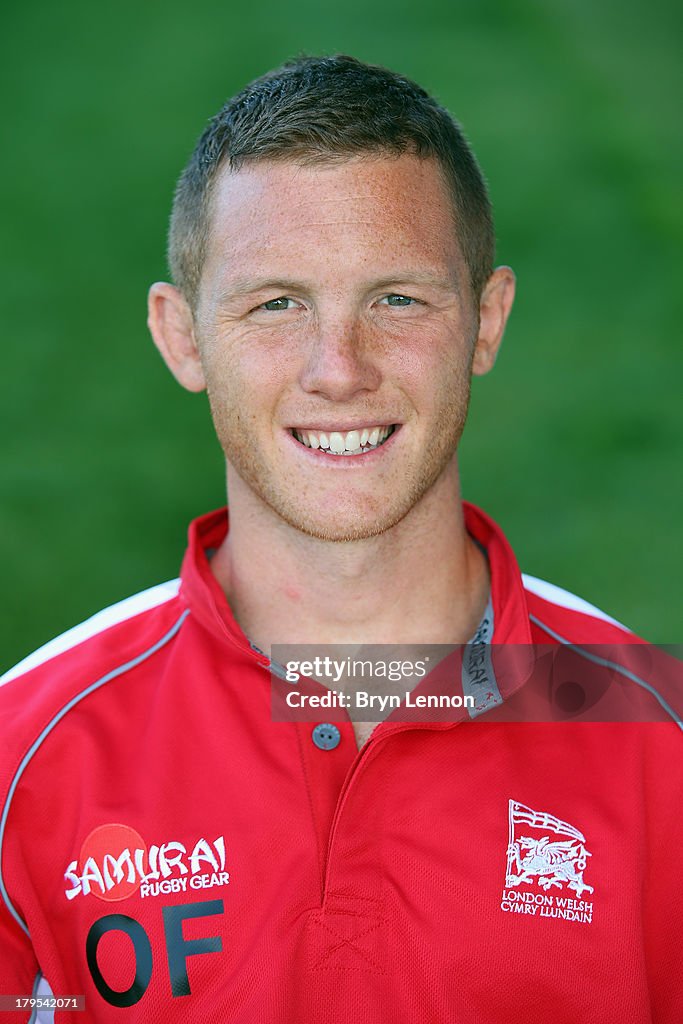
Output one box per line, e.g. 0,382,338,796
462,595,503,717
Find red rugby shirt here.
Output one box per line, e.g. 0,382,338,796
0,504,680,1023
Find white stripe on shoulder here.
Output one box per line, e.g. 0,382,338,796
1,579,181,686
521,573,630,631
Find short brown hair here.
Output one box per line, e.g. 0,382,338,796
168,55,495,308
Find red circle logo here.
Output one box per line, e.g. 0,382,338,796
79,823,147,902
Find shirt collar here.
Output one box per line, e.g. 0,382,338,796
462,502,533,644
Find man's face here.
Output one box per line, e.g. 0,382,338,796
191,154,485,541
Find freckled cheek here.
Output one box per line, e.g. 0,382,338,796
202,349,294,440
386,334,470,397
204,331,292,385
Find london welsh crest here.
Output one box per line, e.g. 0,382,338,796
505,800,593,898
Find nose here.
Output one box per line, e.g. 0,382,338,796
298,313,382,402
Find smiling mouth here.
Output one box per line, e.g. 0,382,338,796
291,425,397,456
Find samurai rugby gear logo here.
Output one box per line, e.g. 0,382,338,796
501,801,594,924
64,823,229,902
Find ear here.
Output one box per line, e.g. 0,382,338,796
471,266,516,376
147,282,207,393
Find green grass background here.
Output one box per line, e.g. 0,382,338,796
1,0,681,667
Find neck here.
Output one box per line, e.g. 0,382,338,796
210,460,489,653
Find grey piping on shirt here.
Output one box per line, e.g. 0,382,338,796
0,609,191,938
28,968,40,1024
27,970,57,1024
529,613,683,733
28,970,45,1024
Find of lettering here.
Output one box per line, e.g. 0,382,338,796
87,899,225,1005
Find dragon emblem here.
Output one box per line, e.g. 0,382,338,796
506,835,593,897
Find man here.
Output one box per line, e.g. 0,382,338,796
0,55,680,1023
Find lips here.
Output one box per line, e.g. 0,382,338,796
291,425,396,455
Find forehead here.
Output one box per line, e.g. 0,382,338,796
200,154,464,291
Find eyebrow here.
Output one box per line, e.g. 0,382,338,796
217,271,459,303
363,273,459,293
219,278,314,301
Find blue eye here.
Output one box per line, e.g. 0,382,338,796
261,297,295,311
382,294,414,306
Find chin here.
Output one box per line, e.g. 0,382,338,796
290,520,396,543
269,497,418,543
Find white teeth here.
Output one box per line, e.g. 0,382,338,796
329,432,345,454
294,425,395,455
